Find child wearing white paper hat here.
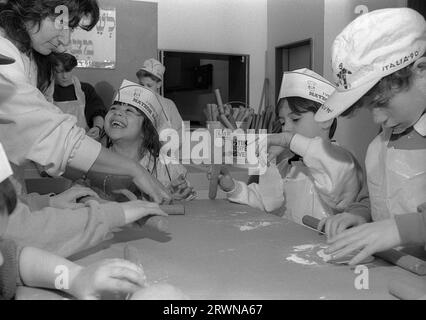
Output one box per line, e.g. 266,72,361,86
215,69,363,224
102,80,195,201
136,58,183,135
314,8,426,265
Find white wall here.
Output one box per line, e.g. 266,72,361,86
133,0,268,110
267,0,325,106
323,0,407,167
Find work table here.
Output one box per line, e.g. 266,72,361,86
16,200,420,300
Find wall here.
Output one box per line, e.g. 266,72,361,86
267,0,325,107
75,0,158,107
133,0,268,111
323,0,407,167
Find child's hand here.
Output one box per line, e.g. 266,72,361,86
324,219,402,265
209,166,235,192
318,212,367,239
87,126,102,140
130,283,189,300
120,200,168,224
267,132,294,149
49,186,100,209
70,259,146,300
169,176,196,201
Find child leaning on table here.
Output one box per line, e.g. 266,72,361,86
101,80,196,201
213,69,363,225
0,144,146,300
313,8,426,264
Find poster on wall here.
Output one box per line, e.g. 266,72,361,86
69,8,116,69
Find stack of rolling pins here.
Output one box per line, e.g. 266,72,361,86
207,89,282,200
203,89,282,133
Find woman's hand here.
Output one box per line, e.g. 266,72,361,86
49,186,100,209
325,219,402,265
132,165,172,204
318,212,367,239
69,259,146,300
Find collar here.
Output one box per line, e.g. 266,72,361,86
414,113,426,136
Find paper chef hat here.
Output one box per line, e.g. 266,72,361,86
0,143,13,183
137,58,165,82
113,80,167,132
278,68,336,104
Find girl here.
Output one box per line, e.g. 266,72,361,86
214,69,363,224
101,80,195,201
0,0,170,203
0,142,146,300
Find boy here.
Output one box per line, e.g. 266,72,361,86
136,58,183,134
213,69,362,224
314,8,426,264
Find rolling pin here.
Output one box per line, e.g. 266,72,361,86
160,203,185,215
137,215,169,233
209,165,220,200
388,276,426,300
302,215,426,275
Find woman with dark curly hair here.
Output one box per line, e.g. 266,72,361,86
0,0,171,204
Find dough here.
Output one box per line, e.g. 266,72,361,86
130,283,189,300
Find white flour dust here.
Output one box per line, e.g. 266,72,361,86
237,221,273,231
285,243,330,266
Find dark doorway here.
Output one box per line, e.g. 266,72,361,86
275,39,312,102
160,51,249,128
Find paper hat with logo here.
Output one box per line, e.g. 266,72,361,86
315,8,426,122
278,68,335,104
113,80,167,132
0,143,13,183
136,58,165,82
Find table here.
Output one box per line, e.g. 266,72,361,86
16,200,420,300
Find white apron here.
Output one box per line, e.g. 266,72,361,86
279,160,332,224
366,129,426,221
53,76,87,130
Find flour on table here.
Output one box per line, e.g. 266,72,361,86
236,221,273,231
285,243,330,266
286,254,317,266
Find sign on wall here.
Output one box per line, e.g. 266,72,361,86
70,8,116,69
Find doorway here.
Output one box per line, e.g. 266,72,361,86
275,39,312,102
159,50,249,128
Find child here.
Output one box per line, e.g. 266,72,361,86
102,80,195,201
0,142,146,300
314,8,426,264
50,53,107,140
136,58,183,134
214,69,363,224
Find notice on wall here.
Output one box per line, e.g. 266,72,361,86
69,8,116,69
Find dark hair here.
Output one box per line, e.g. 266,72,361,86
341,55,426,117
0,0,99,92
51,52,78,72
280,96,337,139
105,102,162,175
0,178,17,215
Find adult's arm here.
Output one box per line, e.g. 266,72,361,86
0,37,170,203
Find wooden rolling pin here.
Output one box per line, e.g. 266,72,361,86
160,203,185,215
302,215,426,276
209,165,220,200
388,276,426,300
